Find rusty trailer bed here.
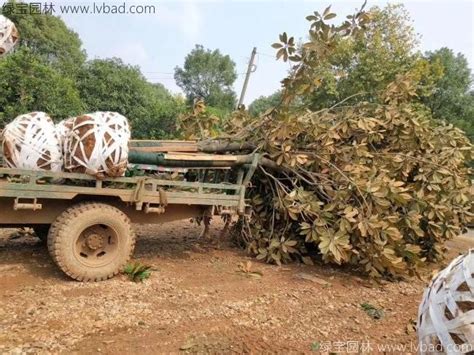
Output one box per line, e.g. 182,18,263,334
0,155,258,226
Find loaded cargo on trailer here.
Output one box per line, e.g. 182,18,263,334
0,140,259,281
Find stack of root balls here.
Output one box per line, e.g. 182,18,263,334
1,111,130,178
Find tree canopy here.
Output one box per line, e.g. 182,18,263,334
174,45,237,110
0,48,83,126
422,48,474,140
249,92,282,116
4,0,86,76
302,4,436,110
77,58,184,138
253,4,472,144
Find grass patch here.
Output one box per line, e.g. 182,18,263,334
124,262,152,282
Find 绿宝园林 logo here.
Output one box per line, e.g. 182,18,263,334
0,2,157,16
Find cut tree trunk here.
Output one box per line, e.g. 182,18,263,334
129,139,256,154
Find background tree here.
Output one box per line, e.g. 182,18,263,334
4,0,86,77
422,48,474,140
249,92,282,116
0,49,83,126
174,45,237,110
77,58,184,138
303,4,432,110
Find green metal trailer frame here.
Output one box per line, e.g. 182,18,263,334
0,154,258,225
0,155,259,281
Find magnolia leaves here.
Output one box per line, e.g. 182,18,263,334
231,5,473,278
256,237,298,266
270,3,372,106
272,32,298,62
177,100,221,139
319,230,351,264
271,142,309,167
189,5,474,278
306,6,337,23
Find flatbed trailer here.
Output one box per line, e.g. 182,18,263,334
0,154,259,281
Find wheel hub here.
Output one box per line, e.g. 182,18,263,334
74,224,119,267
85,233,104,250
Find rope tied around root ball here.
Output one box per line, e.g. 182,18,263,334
2,112,63,171
418,249,474,353
63,112,131,178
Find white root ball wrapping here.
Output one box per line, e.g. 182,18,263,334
64,112,131,178
1,112,63,171
0,15,19,57
55,117,74,150
418,249,474,354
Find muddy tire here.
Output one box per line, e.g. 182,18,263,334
48,202,136,281
33,225,50,244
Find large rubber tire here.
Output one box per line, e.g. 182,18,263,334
47,202,136,281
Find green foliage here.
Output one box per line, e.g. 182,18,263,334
123,262,152,282
77,58,184,139
174,44,237,110
1,6,183,137
297,4,439,110
249,92,282,116
0,48,83,126
177,99,221,139
3,0,86,77
310,342,321,351
361,303,384,319
422,48,474,140
228,5,473,278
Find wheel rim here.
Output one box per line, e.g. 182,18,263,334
74,224,119,268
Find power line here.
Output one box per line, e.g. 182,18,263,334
257,51,275,59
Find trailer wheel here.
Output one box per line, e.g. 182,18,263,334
48,202,136,281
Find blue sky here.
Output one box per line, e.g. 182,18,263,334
38,0,474,104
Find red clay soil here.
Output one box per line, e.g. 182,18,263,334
0,222,472,354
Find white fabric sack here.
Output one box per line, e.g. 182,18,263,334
64,112,130,178
0,15,19,57
2,112,63,171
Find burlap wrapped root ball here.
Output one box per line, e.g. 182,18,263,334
0,14,19,57
1,112,63,171
418,249,474,354
64,112,131,178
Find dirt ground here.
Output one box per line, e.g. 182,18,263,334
0,221,473,354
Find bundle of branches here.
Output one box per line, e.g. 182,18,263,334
234,90,472,277
179,4,473,277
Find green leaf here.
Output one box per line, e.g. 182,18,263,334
324,13,337,20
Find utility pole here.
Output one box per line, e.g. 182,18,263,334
237,47,257,109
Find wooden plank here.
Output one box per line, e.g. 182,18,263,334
131,146,198,153
129,140,199,153
164,153,238,162
130,140,197,144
